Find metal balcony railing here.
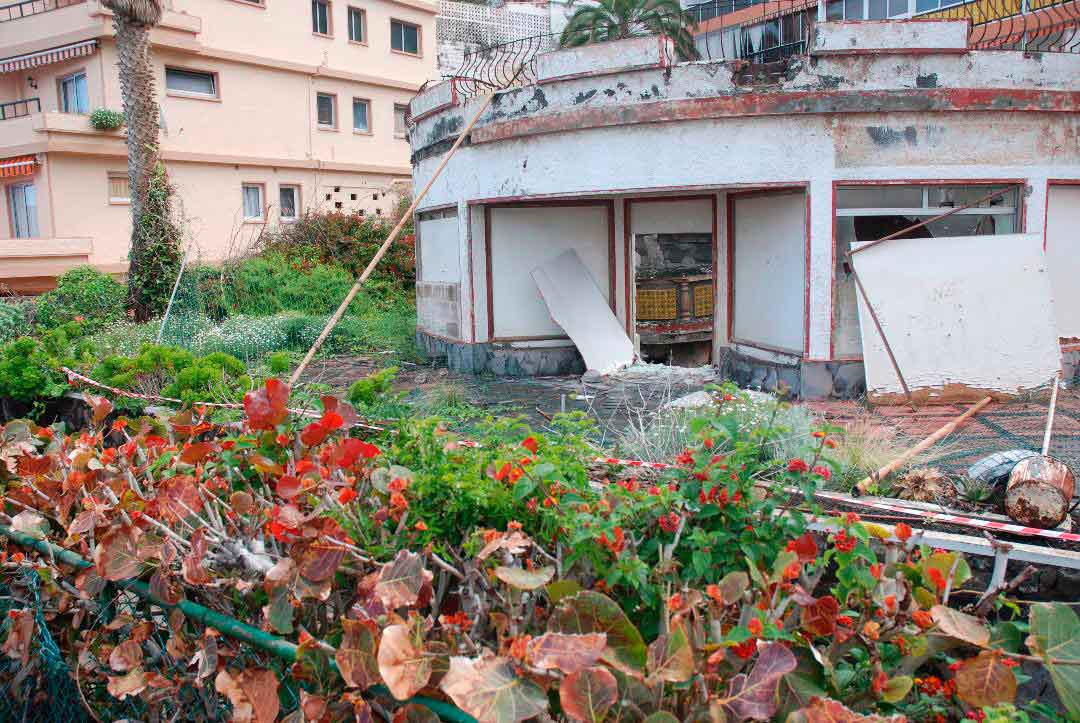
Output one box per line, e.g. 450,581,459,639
0,97,40,121
0,0,83,22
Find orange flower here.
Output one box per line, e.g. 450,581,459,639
337,487,357,504
862,621,880,640
521,437,538,454
668,593,685,610
507,520,523,531
884,595,897,611
912,610,934,629
895,522,913,542
414,520,428,532
870,563,883,580
783,562,801,580
706,584,723,604
927,567,947,592
748,618,763,636
390,492,409,510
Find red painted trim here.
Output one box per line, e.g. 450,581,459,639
466,183,802,206
726,186,809,357
484,205,494,342
607,201,617,315
467,206,476,343
731,338,805,357
471,89,1080,146
828,177,1027,361
483,199,616,341
711,193,718,364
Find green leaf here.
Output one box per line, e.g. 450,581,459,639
990,621,1025,653
1027,602,1080,719
546,580,582,603
881,675,913,704
512,478,537,501
548,591,647,675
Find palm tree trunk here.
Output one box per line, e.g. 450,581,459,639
112,14,162,320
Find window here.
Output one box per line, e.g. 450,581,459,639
393,104,408,135
348,6,365,42
279,185,299,221
352,98,370,132
108,171,129,204
312,0,330,34
60,72,88,114
7,183,38,239
165,68,217,97
831,183,1020,357
316,93,337,127
242,184,264,220
390,19,420,55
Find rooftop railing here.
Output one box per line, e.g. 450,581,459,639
0,0,84,23
0,97,40,121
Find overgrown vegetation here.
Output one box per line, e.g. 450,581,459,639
89,108,125,131
127,163,183,320
0,381,1076,722
34,266,127,331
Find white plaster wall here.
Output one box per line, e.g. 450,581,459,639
1046,184,1080,340
418,215,461,283
853,233,1060,394
812,20,968,54
489,205,610,338
731,192,807,353
629,199,712,234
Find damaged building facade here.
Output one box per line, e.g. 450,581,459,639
406,20,1080,398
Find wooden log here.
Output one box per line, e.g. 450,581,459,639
854,396,993,495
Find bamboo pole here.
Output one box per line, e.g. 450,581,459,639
854,396,993,495
847,262,916,412
0,524,476,723
289,93,496,388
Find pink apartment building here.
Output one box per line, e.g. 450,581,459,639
0,0,436,292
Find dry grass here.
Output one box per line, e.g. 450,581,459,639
830,413,961,493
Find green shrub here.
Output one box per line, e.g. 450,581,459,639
36,266,126,331
268,351,291,374
0,323,95,402
89,108,125,131
0,302,30,345
222,255,356,316
92,344,251,408
347,366,399,406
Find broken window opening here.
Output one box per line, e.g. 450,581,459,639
832,183,1020,358
634,232,714,367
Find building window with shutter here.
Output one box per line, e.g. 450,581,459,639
390,19,420,55
59,71,88,114
279,185,300,221
108,171,130,204
316,93,337,128
242,183,264,221
312,0,331,35
352,98,370,133
348,7,365,42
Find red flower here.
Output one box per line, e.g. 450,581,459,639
675,449,694,466
648,485,661,496
895,522,913,542
338,487,357,504
659,512,681,533
493,463,512,482
812,465,831,481
706,584,723,604
748,618,763,636
884,595,896,611
912,610,934,629
390,492,409,510
731,639,757,659
1001,657,1019,668
508,467,524,483
836,615,854,626
845,512,860,524
787,458,809,473
870,563,883,580
668,593,684,610
927,567,947,592
521,437,538,454
871,671,887,695
598,527,626,555
833,530,856,553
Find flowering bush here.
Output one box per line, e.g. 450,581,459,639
0,380,1077,722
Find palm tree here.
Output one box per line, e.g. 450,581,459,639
559,0,698,60
101,0,180,321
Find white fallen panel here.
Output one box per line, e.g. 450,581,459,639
852,233,1059,397
532,250,635,374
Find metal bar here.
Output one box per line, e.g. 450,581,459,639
848,186,1014,257
1043,372,1060,456
848,264,917,411
0,524,477,723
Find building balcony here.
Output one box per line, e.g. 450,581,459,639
0,0,101,58
0,109,125,156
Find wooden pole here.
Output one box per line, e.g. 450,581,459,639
854,396,993,495
1042,373,1060,456
289,93,495,388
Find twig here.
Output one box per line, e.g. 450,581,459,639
972,565,1037,617
429,552,465,581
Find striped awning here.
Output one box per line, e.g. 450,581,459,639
0,155,37,178
0,39,98,74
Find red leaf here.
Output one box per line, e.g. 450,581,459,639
94,527,142,581
377,624,432,700
720,642,797,721
526,633,607,674
559,666,618,723
800,595,840,638
300,423,331,448
276,474,302,499
244,379,290,430
787,533,819,563
180,442,215,465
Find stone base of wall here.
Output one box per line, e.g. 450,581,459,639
416,331,585,376
720,349,866,400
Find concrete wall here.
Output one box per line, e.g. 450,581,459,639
488,204,610,339
1046,184,1080,340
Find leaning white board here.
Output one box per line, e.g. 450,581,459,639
532,250,635,374
852,233,1059,396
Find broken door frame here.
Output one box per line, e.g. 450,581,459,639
725,185,812,358
827,177,1029,362
622,194,719,363
482,198,617,342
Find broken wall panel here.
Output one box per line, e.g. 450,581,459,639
853,232,1060,398
416,209,463,339
488,204,611,339
731,191,806,353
